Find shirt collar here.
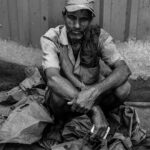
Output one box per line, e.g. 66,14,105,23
59,26,81,75
59,26,69,46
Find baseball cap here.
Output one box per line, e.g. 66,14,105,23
65,0,95,16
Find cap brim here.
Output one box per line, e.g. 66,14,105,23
65,5,95,17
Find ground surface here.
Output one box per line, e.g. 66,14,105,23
117,40,150,80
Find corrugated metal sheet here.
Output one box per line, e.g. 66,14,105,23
0,0,150,47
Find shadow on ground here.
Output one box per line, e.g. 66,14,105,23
0,60,26,91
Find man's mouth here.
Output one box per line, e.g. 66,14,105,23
72,31,83,35
73,31,81,34
68,30,84,40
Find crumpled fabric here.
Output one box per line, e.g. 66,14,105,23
51,137,128,150
62,115,92,142
110,105,146,145
61,105,146,150
133,132,150,150
19,66,45,91
0,66,53,144
0,66,46,105
0,99,53,144
39,122,63,150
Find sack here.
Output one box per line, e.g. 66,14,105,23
19,66,45,91
0,99,53,144
109,140,128,150
51,139,92,150
51,138,107,150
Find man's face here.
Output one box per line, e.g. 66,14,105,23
64,10,92,41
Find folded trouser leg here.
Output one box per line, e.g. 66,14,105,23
95,90,123,112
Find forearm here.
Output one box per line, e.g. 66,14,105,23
88,105,107,124
47,74,79,101
83,61,131,103
67,73,85,89
61,57,85,89
95,61,131,95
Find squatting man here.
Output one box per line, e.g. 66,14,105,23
40,0,131,143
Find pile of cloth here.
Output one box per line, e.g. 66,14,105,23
41,105,147,150
0,67,149,150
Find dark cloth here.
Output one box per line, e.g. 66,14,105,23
61,105,146,149
0,143,44,150
37,104,148,150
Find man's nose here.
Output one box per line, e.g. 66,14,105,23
74,20,80,29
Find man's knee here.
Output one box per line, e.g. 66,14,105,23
99,59,112,77
48,93,68,118
115,81,131,101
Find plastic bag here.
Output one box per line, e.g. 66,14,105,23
0,99,53,144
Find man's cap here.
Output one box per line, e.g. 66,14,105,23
65,0,95,17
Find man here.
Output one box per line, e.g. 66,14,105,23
40,0,131,144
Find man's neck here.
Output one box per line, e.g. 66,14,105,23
72,43,81,61
68,37,83,61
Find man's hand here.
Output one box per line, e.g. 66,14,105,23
68,87,100,113
90,106,109,139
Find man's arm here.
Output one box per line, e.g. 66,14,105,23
70,60,131,109
46,67,79,101
94,28,131,98
41,35,79,102
93,59,131,97
59,46,85,90
72,29,131,109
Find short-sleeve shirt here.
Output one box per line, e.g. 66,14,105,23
41,25,123,76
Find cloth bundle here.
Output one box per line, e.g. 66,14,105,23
50,105,146,150
0,66,53,144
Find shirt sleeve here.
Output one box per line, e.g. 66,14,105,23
40,36,60,70
98,29,124,66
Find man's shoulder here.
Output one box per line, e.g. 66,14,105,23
42,25,64,42
87,25,111,40
88,25,101,35
99,28,113,44
88,25,109,35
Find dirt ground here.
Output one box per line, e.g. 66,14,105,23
116,39,150,80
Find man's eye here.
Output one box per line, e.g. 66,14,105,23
67,15,76,20
80,17,89,22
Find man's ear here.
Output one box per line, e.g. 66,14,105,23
62,8,66,17
62,14,66,22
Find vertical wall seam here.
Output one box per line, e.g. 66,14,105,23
7,0,11,39
28,0,31,45
100,0,104,27
136,0,140,39
124,0,132,40
110,0,113,33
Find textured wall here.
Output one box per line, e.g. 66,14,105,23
0,0,150,47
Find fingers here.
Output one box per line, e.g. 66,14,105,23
67,96,77,105
103,127,110,139
67,101,73,105
67,97,90,114
71,103,89,114
91,126,110,139
97,127,108,138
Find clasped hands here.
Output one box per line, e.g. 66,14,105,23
67,87,109,139
68,91,109,139
68,86,99,113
